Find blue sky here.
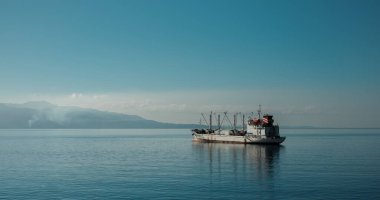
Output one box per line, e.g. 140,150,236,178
0,0,379,127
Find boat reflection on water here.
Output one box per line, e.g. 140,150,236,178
192,143,283,181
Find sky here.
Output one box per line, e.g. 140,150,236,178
0,0,379,128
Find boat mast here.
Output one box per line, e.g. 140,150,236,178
242,114,245,131
233,113,237,131
217,114,221,130
201,113,209,127
257,105,262,135
209,111,213,130
224,112,233,128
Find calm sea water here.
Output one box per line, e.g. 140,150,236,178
0,129,379,199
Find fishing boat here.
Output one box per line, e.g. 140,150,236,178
191,105,285,145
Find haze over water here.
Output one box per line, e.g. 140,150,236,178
1,129,379,199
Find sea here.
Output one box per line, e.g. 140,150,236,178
0,129,379,200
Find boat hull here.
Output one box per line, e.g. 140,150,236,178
192,133,285,145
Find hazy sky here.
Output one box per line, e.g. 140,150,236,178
0,0,379,127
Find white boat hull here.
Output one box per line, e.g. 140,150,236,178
192,133,285,145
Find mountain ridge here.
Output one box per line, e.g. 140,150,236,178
0,101,198,129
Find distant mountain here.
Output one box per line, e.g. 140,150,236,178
0,101,198,129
